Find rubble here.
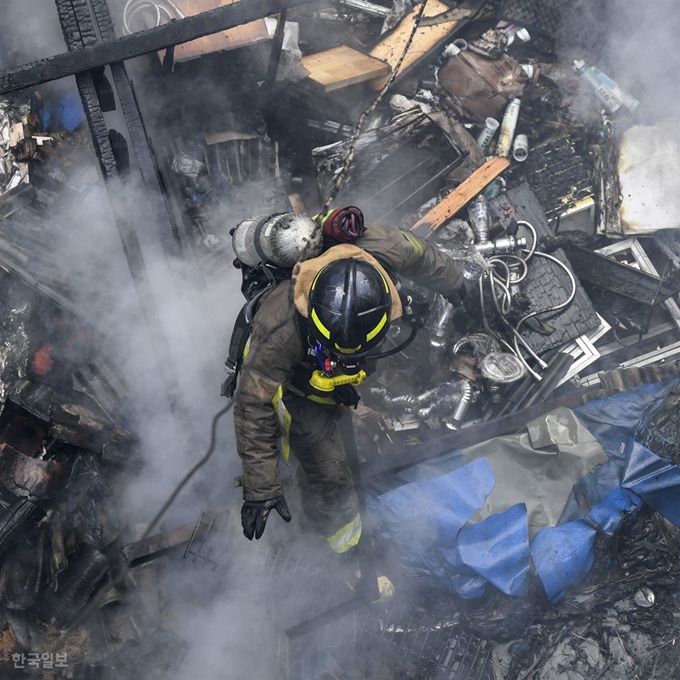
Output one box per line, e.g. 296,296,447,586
0,0,678,678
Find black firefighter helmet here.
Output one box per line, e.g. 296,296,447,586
307,258,392,358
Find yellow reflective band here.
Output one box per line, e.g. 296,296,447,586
325,514,362,554
377,269,390,293
366,312,388,342
311,270,322,290
311,307,331,339
311,210,334,226
287,384,338,405
272,386,292,465
400,230,425,266
334,342,362,353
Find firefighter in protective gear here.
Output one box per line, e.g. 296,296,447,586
232,208,463,552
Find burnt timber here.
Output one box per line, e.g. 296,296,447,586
0,0,313,95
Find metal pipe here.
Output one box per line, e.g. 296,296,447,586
520,352,575,409
340,0,390,17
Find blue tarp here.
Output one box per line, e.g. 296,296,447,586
368,378,680,601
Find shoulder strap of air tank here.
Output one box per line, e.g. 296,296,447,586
220,305,250,399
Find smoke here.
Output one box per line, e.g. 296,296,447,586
1,0,677,678
1,0,65,66
32,157,274,675
602,0,680,120
561,0,680,122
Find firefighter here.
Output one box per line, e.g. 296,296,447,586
232,207,464,552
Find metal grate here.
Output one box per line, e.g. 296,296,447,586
498,0,561,36
359,603,493,679
524,137,593,220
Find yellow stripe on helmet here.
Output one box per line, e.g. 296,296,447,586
377,269,390,292
311,269,324,291
366,312,388,342
310,307,331,339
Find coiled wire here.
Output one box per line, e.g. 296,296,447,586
477,220,576,381
123,0,185,35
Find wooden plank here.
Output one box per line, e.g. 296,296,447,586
0,0,312,95
411,156,510,237
158,0,269,63
368,0,467,90
300,45,390,92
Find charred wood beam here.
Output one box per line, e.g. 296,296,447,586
55,0,117,178
54,0,189,432
90,0,184,254
0,0,312,95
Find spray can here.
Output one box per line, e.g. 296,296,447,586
496,98,521,158
573,60,640,113
476,117,500,153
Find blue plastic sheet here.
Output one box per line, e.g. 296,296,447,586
368,378,680,602
530,520,597,602
458,503,529,597
367,457,495,592
574,378,680,461
622,440,680,525
38,92,85,132
587,487,642,536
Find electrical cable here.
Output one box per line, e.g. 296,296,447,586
123,0,185,35
475,220,576,380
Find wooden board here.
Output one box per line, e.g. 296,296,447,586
300,46,390,93
159,0,269,63
369,0,467,90
411,156,511,237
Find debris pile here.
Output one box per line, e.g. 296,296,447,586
0,0,679,678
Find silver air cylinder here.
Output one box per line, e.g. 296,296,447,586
231,213,323,268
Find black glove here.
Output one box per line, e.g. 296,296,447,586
241,496,292,540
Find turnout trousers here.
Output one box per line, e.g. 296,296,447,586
282,393,361,553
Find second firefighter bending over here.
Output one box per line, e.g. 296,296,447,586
228,207,464,553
